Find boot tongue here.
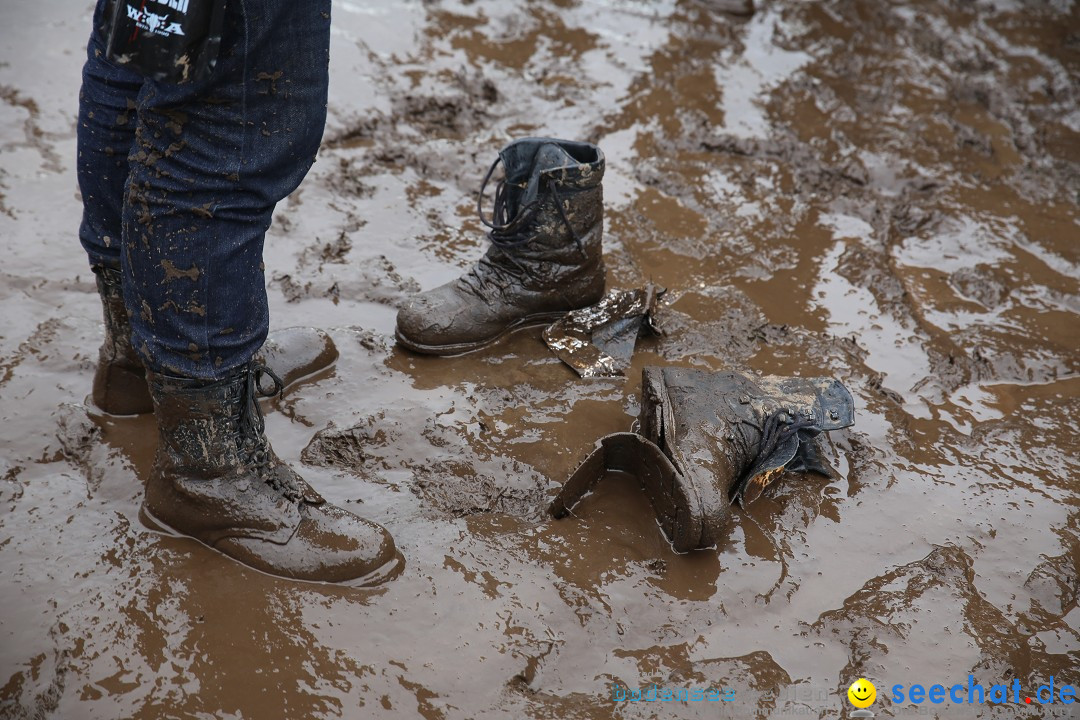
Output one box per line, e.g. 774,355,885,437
506,142,577,219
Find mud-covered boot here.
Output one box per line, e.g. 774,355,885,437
143,361,401,584
92,266,150,415
255,326,339,389
396,137,606,355
551,367,854,552
91,267,339,414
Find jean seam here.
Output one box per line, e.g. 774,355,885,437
203,0,251,380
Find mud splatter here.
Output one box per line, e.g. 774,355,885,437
160,259,200,282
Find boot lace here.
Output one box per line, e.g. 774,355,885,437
730,409,816,503
461,155,587,300
476,154,585,253
754,409,815,466
233,362,302,502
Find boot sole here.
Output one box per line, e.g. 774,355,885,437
394,312,567,356
139,505,404,588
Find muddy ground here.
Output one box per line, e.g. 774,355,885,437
1,0,1078,718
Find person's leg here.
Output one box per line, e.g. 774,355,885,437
85,0,399,583
121,0,333,379
77,0,339,415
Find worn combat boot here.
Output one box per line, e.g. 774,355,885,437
395,137,606,355
551,366,855,552
91,266,339,415
143,361,401,584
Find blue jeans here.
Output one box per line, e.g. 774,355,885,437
78,0,331,379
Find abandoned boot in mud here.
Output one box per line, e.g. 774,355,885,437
551,367,855,552
396,137,606,355
142,361,401,584
91,266,339,414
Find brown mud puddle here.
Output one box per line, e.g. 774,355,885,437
1,1,1078,718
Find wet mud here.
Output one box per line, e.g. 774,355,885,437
1,0,1078,718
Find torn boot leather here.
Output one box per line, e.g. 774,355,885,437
543,285,664,378
550,366,855,552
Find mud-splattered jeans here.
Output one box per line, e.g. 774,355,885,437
77,0,331,379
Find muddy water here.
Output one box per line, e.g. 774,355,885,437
1,0,1078,718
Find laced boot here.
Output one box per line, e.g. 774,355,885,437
91,266,338,415
396,137,606,355
551,367,855,552
143,361,401,584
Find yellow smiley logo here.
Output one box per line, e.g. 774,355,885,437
847,678,876,708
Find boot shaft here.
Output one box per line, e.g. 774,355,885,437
478,138,605,296
147,367,249,478
484,138,604,256
494,138,604,224
92,265,153,414
93,266,141,364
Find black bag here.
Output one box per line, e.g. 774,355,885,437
104,0,226,84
